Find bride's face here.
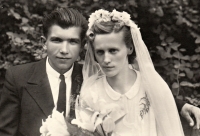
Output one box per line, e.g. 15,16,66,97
93,31,130,77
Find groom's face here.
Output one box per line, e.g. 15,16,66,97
44,24,82,74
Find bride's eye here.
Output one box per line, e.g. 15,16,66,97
96,50,104,56
109,49,118,54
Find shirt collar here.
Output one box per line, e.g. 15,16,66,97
46,57,74,79
104,70,141,100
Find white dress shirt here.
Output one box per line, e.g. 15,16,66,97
46,58,73,117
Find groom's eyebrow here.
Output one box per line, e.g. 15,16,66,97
69,38,80,40
50,36,61,39
68,38,81,42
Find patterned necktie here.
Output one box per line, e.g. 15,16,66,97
57,74,66,116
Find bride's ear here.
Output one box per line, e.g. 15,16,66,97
127,46,133,55
40,36,47,50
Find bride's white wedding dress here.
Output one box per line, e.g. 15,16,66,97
82,69,157,136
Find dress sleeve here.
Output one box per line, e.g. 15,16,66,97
0,68,20,136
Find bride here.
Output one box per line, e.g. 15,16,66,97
77,9,184,136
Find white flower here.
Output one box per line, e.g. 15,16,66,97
40,108,70,136
111,9,131,26
71,94,127,134
71,96,102,132
88,9,139,30
88,9,111,29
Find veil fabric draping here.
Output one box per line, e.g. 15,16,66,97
81,20,184,136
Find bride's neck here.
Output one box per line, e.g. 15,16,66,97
106,65,137,94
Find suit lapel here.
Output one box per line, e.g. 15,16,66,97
26,58,54,117
69,62,83,120
25,60,83,119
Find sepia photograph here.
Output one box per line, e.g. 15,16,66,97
0,0,200,135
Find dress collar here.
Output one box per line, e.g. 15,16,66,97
46,57,74,79
104,70,141,100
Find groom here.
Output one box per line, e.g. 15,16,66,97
0,7,200,136
0,8,88,136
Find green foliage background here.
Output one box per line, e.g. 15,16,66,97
0,0,200,106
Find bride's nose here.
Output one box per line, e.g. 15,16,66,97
103,52,111,64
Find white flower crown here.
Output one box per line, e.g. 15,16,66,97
88,9,138,29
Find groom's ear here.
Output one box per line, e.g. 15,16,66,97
40,36,47,50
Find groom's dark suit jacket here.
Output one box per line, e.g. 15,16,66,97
0,58,83,136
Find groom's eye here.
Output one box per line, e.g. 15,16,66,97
50,37,63,43
69,39,80,45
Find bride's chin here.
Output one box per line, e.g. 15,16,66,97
104,71,116,78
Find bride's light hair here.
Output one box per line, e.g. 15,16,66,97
87,10,135,63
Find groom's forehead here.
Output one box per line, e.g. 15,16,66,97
47,25,82,39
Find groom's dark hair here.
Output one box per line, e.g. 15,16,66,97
42,7,88,46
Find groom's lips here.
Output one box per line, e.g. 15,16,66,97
57,56,71,59
56,56,71,61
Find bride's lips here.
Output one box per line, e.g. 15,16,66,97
102,66,115,71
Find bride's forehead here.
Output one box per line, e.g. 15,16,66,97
93,34,126,49
94,31,125,44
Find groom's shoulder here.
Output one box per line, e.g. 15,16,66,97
73,62,83,71
7,59,45,74
74,62,83,67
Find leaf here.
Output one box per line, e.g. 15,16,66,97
10,9,21,20
172,52,181,59
184,68,194,79
193,63,199,68
195,37,200,44
166,37,174,43
181,55,190,60
176,16,183,25
156,6,164,17
159,32,166,40
41,0,47,4
23,39,30,43
180,81,194,87
191,55,200,61
21,26,29,32
194,83,200,88
149,8,156,14
22,17,29,24
195,47,200,53
159,47,171,59
169,42,180,50
15,37,22,43
159,60,168,66
176,95,183,100
179,48,186,52
179,73,185,77
172,82,179,88
174,63,180,69
185,62,191,67
6,32,14,38
152,26,161,34
172,69,178,74
161,41,167,46
156,46,163,51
